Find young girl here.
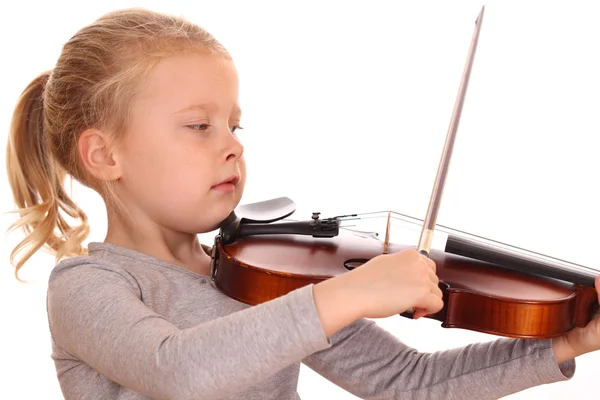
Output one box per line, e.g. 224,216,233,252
6,8,600,400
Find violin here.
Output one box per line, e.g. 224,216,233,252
209,197,599,339
209,6,599,340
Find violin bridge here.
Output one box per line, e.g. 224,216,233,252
383,211,391,254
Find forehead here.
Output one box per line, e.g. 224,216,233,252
137,53,239,112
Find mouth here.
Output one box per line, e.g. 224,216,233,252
211,174,240,191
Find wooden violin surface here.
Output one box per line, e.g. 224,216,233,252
212,228,598,339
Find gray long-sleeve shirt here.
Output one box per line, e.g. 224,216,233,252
46,241,575,400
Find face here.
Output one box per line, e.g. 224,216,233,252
114,52,246,234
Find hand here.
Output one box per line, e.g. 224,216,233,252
552,276,600,364
348,249,444,319
313,249,444,336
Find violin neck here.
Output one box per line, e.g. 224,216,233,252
444,234,597,288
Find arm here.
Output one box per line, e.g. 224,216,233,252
302,318,575,400
47,259,331,400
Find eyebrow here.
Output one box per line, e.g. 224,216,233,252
173,103,242,117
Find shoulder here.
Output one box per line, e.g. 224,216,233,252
49,254,142,299
46,254,146,339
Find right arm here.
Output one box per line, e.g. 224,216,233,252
48,249,442,400
47,260,332,400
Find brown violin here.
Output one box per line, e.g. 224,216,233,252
209,197,599,339
209,5,599,340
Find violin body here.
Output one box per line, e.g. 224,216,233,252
210,197,599,340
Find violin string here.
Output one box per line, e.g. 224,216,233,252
336,211,598,275
286,210,597,276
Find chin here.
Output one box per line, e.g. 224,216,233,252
188,190,243,233
222,189,243,213
203,201,240,233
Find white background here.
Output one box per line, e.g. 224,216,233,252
1,0,599,399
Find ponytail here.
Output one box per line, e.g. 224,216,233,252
6,71,89,280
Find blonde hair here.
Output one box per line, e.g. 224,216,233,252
5,8,230,279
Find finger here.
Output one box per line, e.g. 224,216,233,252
415,296,444,319
433,296,444,312
427,258,436,274
414,292,445,319
413,308,428,319
428,267,439,286
431,280,443,299
420,255,436,274
425,294,444,314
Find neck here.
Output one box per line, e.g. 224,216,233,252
104,207,211,275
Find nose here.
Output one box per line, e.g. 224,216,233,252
223,127,244,162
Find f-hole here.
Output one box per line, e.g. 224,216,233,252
343,258,369,271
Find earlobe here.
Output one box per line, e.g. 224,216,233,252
78,129,122,181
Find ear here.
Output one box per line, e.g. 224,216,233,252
78,128,122,181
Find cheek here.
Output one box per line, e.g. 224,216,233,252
148,152,214,197
238,158,247,184
120,125,168,165
119,129,211,192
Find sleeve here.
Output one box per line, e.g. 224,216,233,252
302,318,575,400
46,261,331,400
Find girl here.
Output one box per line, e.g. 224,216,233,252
6,7,600,400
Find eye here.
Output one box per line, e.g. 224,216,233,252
187,123,210,131
230,125,244,134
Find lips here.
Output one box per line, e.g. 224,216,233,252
212,174,240,189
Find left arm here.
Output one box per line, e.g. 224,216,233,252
302,318,574,400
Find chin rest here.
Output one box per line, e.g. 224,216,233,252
233,196,296,223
